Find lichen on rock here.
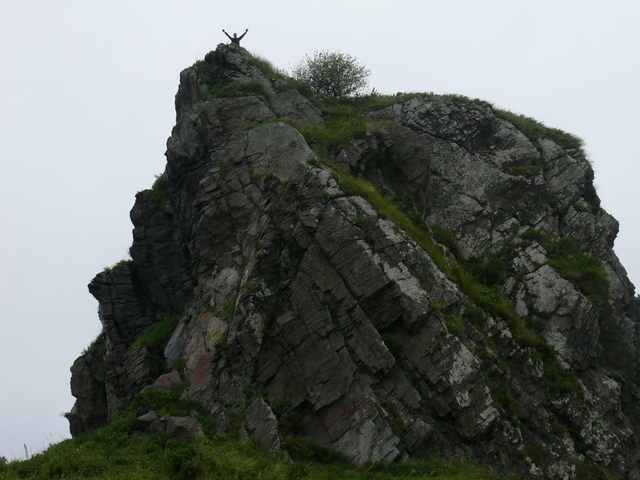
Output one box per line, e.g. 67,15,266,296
69,43,640,479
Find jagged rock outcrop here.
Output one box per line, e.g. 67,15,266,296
68,43,640,478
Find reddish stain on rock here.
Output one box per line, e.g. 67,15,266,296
192,353,213,387
198,311,212,325
322,397,371,429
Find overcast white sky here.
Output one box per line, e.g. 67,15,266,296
1,0,638,460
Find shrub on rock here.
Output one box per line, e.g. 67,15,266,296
291,50,370,97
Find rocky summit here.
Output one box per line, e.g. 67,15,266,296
67,44,640,478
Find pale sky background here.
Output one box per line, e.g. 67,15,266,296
1,0,638,460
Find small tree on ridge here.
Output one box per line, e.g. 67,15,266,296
291,50,370,98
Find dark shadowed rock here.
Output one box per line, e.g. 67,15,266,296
131,410,163,435
67,334,108,436
165,416,205,441
244,399,281,454
142,369,182,393
131,410,204,442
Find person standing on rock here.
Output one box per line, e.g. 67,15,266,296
223,29,248,45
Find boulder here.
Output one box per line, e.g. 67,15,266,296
165,416,205,441
244,399,281,454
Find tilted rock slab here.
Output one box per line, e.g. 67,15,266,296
69,43,640,479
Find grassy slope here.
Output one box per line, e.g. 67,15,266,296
0,391,498,480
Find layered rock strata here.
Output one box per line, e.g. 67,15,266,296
68,44,640,478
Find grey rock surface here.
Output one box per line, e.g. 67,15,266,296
69,43,640,478
130,410,204,441
244,398,281,454
131,410,164,435
270,88,324,127
67,334,108,436
142,369,182,392
165,416,205,441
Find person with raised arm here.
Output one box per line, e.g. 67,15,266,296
222,29,248,45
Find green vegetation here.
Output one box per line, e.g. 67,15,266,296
501,161,545,177
194,53,271,101
81,332,104,355
300,116,370,156
248,55,285,80
318,91,418,117
467,254,509,287
453,254,584,399
319,158,583,398
149,173,170,206
246,54,594,448
291,50,371,98
129,316,180,350
318,164,586,401
463,305,487,330
521,231,610,307
0,391,500,480
194,59,210,76
381,333,403,357
493,109,583,151
574,462,619,480
429,226,608,400
296,93,409,157
443,313,465,338
325,163,450,276
28,52,608,480
206,79,270,101
193,55,273,102
103,258,132,275
488,381,517,423
431,225,461,258
545,237,610,306
205,49,584,163
0,390,212,480
221,301,236,319
543,357,584,396
249,167,267,183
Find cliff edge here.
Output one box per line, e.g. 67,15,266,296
67,44,640,479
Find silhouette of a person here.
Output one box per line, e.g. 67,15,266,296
222,29,248,45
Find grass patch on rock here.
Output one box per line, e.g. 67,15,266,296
103,258,133,275
129,316,180,350
545,237,610,306
521,231,610,307
493,109,584,152
206,79,270,100
149,173,171,206
248,55,286,80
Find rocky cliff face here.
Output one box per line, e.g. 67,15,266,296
68,44,640,478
